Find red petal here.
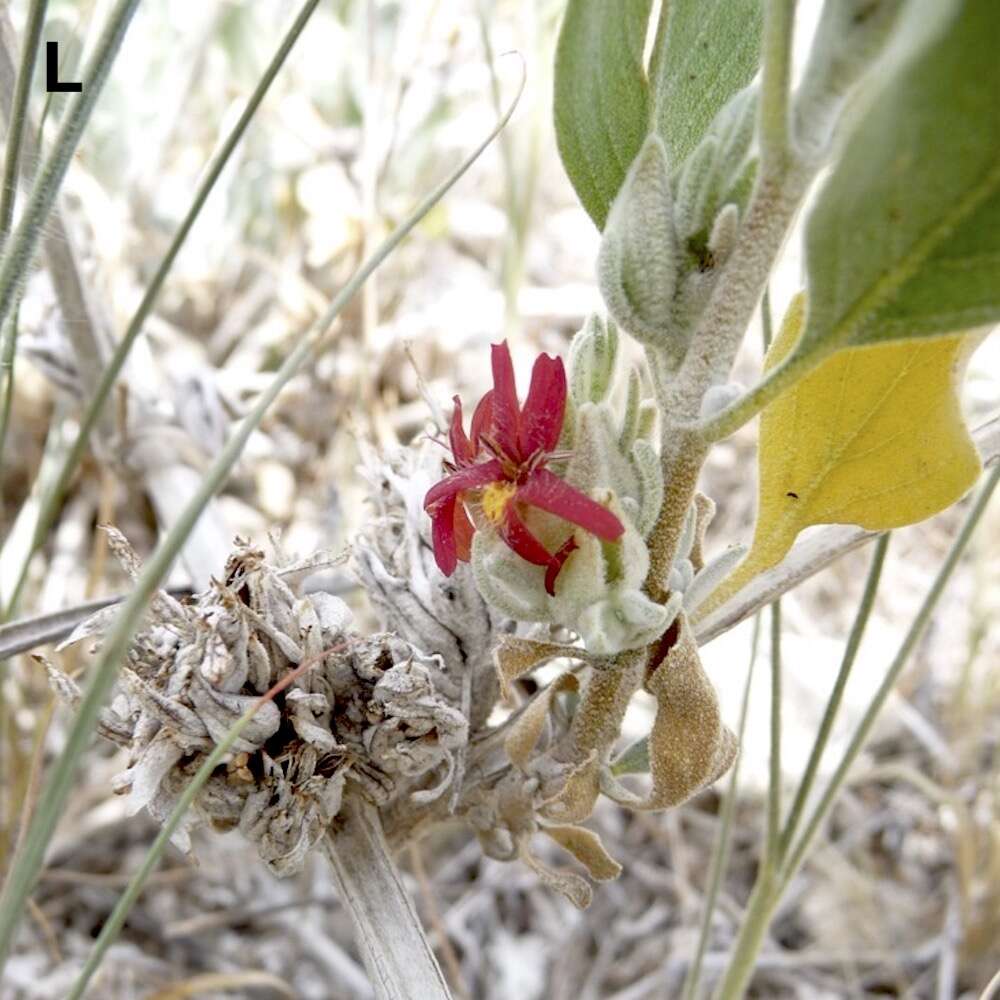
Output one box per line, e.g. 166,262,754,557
453,500,475,562
544,535,579,596
424,459,504,512
516,469,624,541
497,504,553,568
519,353,567,457
470,390,495,452
430,493,460,576
490,342,521,461
448,395,474,465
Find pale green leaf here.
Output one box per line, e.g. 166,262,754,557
553,0,653,230
796,0,1000,361
649,0,763,170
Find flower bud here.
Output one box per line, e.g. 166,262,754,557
576,587,681,656
707,203,740,264
597,135,681,356
699,381,746,419
674,136,719,241
569,314,619,406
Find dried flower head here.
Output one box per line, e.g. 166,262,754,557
61,531,468,876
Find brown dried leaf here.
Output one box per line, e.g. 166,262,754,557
517,836,593,910
603,614,736,810
504,673,579,770
493,636,590,698
543,824,622,882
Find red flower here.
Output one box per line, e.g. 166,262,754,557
424,342,624,595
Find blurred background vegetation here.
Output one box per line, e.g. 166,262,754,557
0,1,998,996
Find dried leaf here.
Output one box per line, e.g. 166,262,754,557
493,636,589,698
543,824,622,882
505,673,579,770
517,836,593,910
602,615,735,810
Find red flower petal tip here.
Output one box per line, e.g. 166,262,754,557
424,343,624,591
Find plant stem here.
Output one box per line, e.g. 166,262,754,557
781,463,999,889
0,0,48,248
779,533,889,854
758,0,796,175
712,869,779,1000
0,0,141,328
681,613,761,1000
323,796,453,1000
765,600,782,869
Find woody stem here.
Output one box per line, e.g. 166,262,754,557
323,793,453,1000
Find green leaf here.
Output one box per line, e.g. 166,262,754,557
796,0,1000,361
553,0,653,230
649,0,763,170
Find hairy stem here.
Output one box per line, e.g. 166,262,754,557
758,0,797,174
323,796,453,1000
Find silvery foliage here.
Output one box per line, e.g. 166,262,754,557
598,86,758,361
354,440,512,733
58,530,468,876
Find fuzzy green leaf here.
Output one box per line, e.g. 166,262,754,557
649,0,763,170
797,0,1000,361
553,0,653,230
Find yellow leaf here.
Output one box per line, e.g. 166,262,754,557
698,293,982,616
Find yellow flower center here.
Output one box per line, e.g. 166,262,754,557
481,481,517,525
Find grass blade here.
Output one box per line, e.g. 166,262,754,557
0,58,523,971
778,533,889,854
0,0,141,326
0,0,49,248
3,0,326,611
781,463,1000,888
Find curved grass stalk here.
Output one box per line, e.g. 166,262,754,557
0,61,523,973
714,464,1000,999
0,0,141,328
0,0,49,247
2,0,324,613
778,533,889,854
680,613,761,1000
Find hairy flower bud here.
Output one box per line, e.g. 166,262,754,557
597,135,682,358
569,314,619,407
